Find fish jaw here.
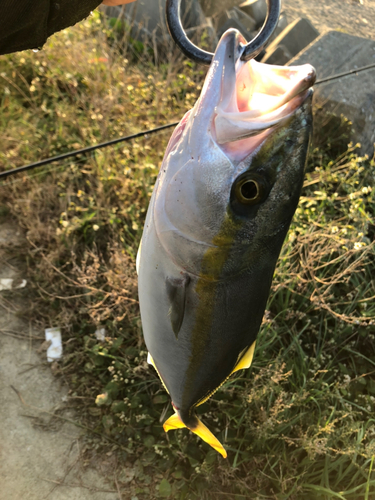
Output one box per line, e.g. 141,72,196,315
138,29,315,456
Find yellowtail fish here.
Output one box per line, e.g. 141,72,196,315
137,29,315,458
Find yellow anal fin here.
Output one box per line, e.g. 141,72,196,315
147,352,155,367
147,352,170,395
136,238,142,276
163,412,227,459
231,340,256,374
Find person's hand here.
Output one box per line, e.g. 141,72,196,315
102,0,136,5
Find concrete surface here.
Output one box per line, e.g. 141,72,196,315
262,17,319,64
0,223,119,500
239,0,267,27
289,30,375,156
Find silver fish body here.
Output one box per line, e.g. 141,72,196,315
137,29,315,456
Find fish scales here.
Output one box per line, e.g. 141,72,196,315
137,28,315,457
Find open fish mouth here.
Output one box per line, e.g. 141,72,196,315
214,35,316,146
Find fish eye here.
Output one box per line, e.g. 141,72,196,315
234,173,266,205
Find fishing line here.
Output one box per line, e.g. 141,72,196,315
1,62,375,181
0,160,78,189
314,62,375,85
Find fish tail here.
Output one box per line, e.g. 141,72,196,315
163,410,227,458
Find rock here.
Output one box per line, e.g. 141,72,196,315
185,18,218,52
262,44,293,65
218,18,253,43
254,12,289,61
201,0,242,17
180,0,207,29
231,7,257,34
217,8,256,41
262,18,319,65
102,0,205,42
289,31,375,157
269,12,288,43
238,0,267,28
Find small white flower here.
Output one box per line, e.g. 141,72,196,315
354,242,365,250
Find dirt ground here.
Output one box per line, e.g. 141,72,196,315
282,0,375,41
1,1,374,499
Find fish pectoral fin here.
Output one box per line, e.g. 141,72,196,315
165,275,190,338
163,412,227,459
231,340,256,374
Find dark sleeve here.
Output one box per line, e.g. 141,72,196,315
0,0,102,56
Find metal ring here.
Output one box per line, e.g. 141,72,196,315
166,0,281,65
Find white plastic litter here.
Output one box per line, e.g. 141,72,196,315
0,278,27,291
95,327,106,341
45,327,63,362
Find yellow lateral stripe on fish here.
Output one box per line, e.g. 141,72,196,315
138,28,315,457
164,412,227,459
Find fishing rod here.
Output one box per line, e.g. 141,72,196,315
1,63,373,182
0,122,179,181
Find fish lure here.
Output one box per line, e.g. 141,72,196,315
137,29,315,458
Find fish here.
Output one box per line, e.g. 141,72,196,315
137,28,315,458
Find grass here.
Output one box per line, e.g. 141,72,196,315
1,10,375,500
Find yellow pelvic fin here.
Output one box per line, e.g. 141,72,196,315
231,340,256,374
163,412,227,459
163,412,185,431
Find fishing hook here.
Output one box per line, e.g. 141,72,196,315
166,0,281,65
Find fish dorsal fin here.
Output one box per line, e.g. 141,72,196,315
195,340,257,408
165,275,190,338
231,340,256,374
163,412,227,458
